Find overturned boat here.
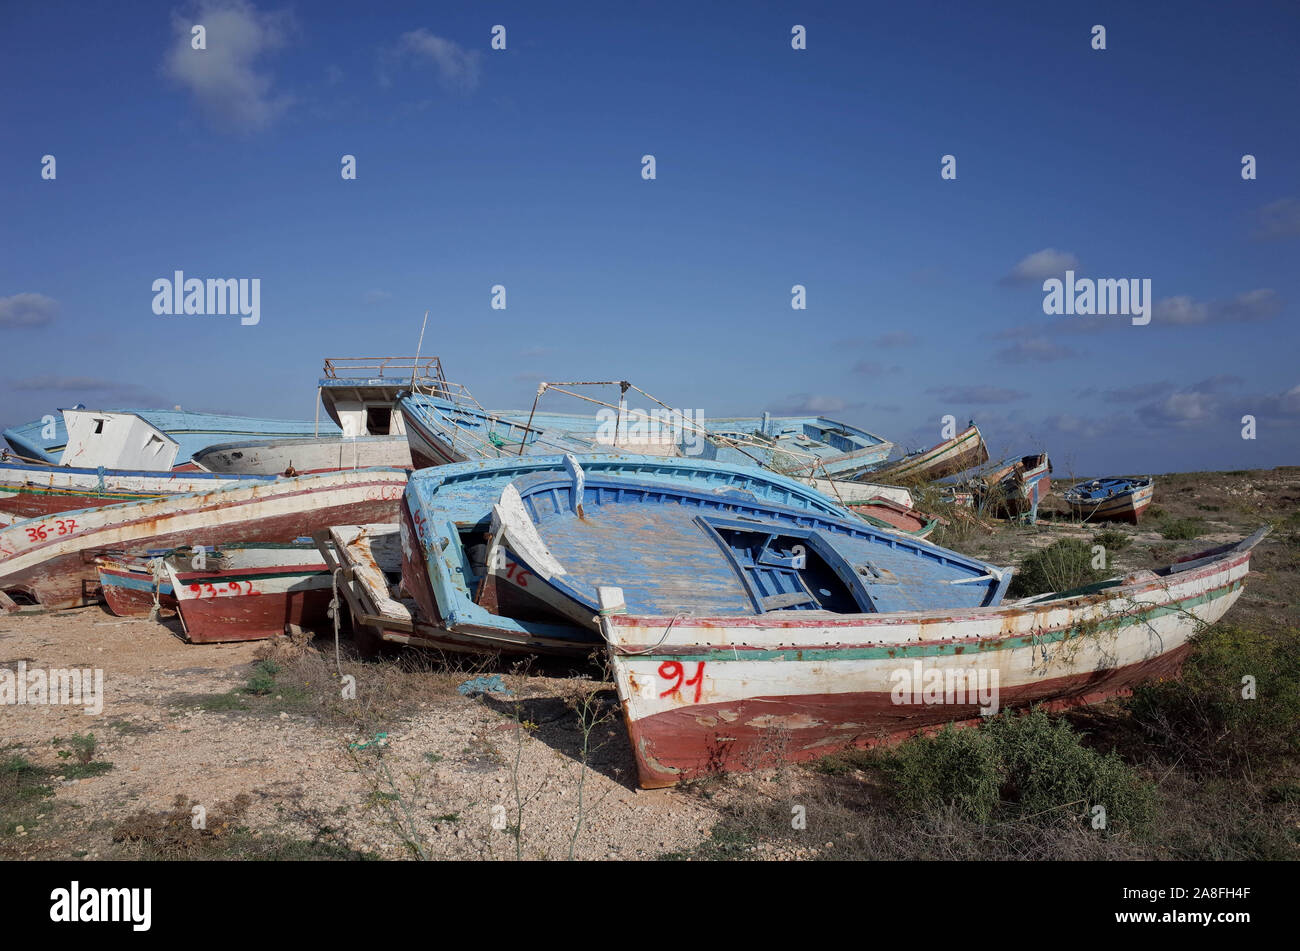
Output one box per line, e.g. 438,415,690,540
599,527,1268,787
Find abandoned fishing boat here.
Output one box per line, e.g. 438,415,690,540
1064,477,1155,523
598,527,1268,788
191,357,450,474
866,423,988,484
338,453,870,656
96,541,325,618
0,458,272,520
4,407,334,469
0,468,407,612
799,476,911,509
975,453,1052,523
845,496,941,536
487,455,1010,636
397,380,893,479
165,550,332,643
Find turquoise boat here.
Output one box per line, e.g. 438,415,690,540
398,393,893,479
387,454,870,655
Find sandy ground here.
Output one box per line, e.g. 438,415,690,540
2,465,1296,860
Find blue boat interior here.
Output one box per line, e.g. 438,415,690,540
398,395,891,474
1066,477,1149,501
506,469,1010,617
403,454,872,639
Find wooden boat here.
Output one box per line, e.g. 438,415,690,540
0,469,407,611
598,528,1268,787
383,454,876,655
845,496,941,536
397,390,894,479
1064,477,1155,523
0,459,270,521
165,550,332,643
700,415,893,478
488,457,1010,635
312,523,565,656
191,357,448,474
866,423,988,484
976,453,1052,523
96,541,324,618
5,408,335,468
800,476,911,508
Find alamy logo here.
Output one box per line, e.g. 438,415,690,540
1042,270,1150,325
889,662,1000,715
151,271,260,325
595,407,706,455
0,662,103,715
50,882,151,931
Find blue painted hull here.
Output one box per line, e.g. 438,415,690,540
401,454,866,652
397,395,893,477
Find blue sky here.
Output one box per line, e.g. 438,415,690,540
1,0,1297,476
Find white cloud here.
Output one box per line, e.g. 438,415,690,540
391,30,482,91
1154,288,1281,325
0,293,58,327
1000,248,1079,286
164,0,295,132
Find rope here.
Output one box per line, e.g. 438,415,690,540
616,612,687,655
331,566,344,678
146,557,166,622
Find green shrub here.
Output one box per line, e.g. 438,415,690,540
1090,529,1130,552
881,726,1003,823
1160,518,1206,540
879,710,1155,833
1008,539,1109,598
243,660,281,696
985,710,1155,830
1128,624,1300,774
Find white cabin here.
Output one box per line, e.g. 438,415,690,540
59,409,180,471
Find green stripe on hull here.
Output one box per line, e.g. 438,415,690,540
618,579,1241,663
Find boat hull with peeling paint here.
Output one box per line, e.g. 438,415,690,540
868,424,988,484
1065,477,1155,523
167,555,332,643
0,461,271,520
599,529,1266,788
394,454,868,655
0,469,407,611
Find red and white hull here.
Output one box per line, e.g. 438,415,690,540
600,530,1265,788
167,560,332,643
0,463,263,521
1067,482,1155,523
0,469,407,611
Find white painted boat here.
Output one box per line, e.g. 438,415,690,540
800,476,912,508
0,468,407,611
0,459,269,521
598,528,1268,788
191,357,441,474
